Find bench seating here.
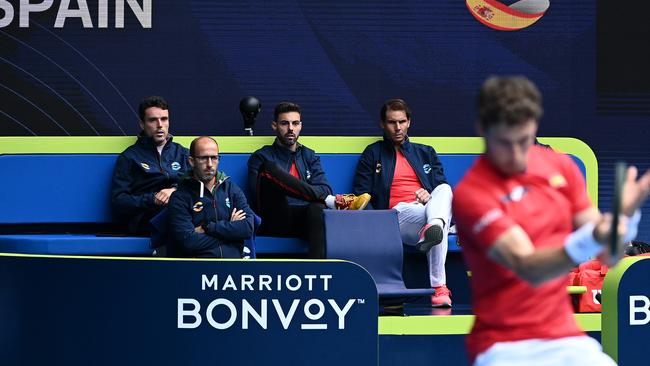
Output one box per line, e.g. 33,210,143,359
0,136,593,256
0,234,151,255
0,153,475,255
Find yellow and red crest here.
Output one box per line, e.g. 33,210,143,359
466,0,549,31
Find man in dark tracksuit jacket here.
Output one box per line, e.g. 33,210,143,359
353,99,453,307
249,140,332,208
111,96,190,235
354,137,447,210
248,102,370,258
168,136,254,258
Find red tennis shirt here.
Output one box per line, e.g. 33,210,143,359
389,149,424,208
289,160,300,179
452,145,592,361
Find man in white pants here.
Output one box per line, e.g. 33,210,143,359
353,99,453,307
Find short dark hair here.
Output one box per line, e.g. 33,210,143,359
138,96,169,122
273,102,301,121
476,76,543,130
189,136,218,157
380,99,412,123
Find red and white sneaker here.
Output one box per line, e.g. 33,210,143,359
415,222,444,253
431,285,452,308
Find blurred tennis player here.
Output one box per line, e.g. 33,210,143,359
453,76,650,366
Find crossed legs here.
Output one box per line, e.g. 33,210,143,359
393,183,453,287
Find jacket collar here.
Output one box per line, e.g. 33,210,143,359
382,135,412,152
273,138,302,155
182,171,229,196
136,132,174,149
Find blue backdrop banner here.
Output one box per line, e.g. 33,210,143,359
1,0,649,243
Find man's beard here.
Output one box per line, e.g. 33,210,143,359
197,170,216,182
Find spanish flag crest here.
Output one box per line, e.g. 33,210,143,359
466,0,549,31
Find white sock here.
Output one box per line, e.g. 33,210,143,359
324,195,336,209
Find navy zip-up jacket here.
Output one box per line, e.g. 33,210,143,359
167,172,254,258
353,136,447,210
111,134,190,225
247,139,333,207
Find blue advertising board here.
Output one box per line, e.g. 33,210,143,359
602,256,650,365
0,254,378,365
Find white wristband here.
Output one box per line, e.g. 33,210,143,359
623,209,642,243
564,222,603,265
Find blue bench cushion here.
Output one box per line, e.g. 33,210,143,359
0,234,152,255
255,237,308,254
0,153,487,224
0,154,117,224
0,233,306,257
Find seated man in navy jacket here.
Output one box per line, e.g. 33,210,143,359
111,96,190,235
353,99,453,307
168,136,254,258
248,102,370,258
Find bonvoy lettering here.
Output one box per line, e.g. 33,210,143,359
177,273,362,330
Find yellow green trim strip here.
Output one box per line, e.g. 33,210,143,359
567,285,588,295
378,313,601,335
601,256,650,362
0,136,598,204
379,315,475,335
575,313,603,332
537,137,598,207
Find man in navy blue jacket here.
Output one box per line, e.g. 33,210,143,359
248,102,370,258
353,99,453,307
168,136,254,258
111,96,190,235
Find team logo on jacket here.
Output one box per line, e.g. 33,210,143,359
375,162,382,174
193,201,204,212
306,170,312,180
466,0,549,31
501,185,528,202
225,198,231,209
171,162,181,171
423,164,432,174
140,162,150,170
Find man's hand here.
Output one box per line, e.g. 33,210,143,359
154,187,177,206
593,213,627,265
194,225,205,234
622,166,650,217
415,188,431,204
593,213,626,245
230,208,246,222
